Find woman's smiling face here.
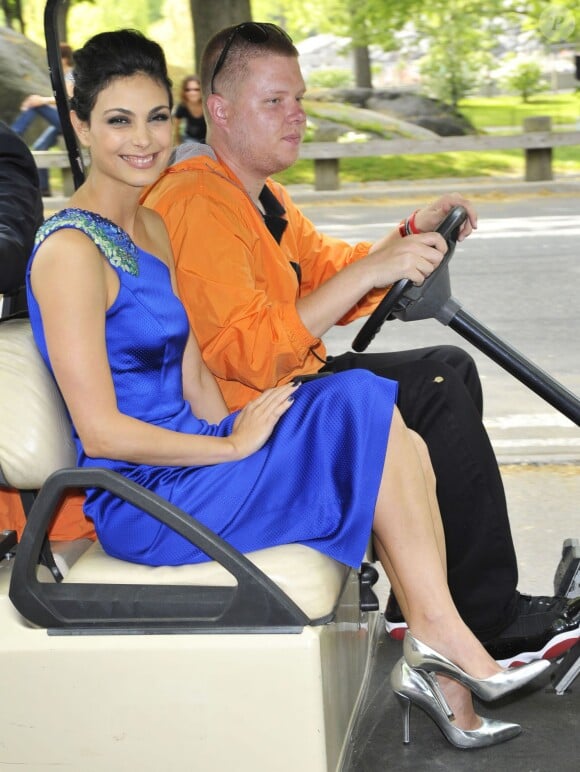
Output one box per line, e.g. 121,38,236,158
74,73,173,189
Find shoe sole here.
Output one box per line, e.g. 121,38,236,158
495,628,580,668
384,618,408,641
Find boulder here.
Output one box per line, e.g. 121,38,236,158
308,87,477,136
304,100,436,141
0,27,52,135
366,91,476,136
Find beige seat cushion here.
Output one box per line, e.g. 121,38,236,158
0,319,76,489
66,540,349,620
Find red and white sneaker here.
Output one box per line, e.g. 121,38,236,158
483,595,580,668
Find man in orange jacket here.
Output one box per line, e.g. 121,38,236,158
142,22,580,666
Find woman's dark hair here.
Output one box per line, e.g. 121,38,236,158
70,29,173,121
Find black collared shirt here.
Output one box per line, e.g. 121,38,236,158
259,185,301,286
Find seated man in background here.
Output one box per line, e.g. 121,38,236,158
0,121,43,309
0,121,95,543
9,43,75,196
142,22,580,666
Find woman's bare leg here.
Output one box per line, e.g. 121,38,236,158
372,407,503,728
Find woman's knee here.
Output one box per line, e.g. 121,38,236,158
408,429,436,487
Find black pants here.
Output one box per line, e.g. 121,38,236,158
321,345,520,640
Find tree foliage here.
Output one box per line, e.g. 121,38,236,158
413,1,503,107
504,60,546,101
12,0,580,96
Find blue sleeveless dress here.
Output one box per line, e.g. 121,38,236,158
26,209,398,567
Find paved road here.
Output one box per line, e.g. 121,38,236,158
300,192,580,464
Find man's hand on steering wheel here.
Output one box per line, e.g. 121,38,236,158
364,231,447,289
351,205,469,352
413,193,477,242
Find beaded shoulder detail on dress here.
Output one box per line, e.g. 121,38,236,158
34,208,139,276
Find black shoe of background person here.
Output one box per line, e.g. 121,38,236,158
384,591,580,667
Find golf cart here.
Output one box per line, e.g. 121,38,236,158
1,2,579,769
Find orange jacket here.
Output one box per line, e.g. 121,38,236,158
142,153,384,411
0,489,96,542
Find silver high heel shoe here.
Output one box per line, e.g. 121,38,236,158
403,631,550,701
391,657,522,749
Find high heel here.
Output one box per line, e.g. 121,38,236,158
391,657,522,749
403,630,550,702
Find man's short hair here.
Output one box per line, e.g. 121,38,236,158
201,22,298,99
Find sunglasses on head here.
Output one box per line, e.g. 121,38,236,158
210,22,293,94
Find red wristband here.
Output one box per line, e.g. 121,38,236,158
398,209,421,237
407,209,421,234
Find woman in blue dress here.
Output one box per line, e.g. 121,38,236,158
26,29,548,750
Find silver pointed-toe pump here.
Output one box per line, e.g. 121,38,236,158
391,657,522,749
403,631,550,702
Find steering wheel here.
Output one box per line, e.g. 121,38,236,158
351,206,469,352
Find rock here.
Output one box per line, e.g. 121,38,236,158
367,90,477,136
306,87,477,137
0,27,52,135
304,100,436,141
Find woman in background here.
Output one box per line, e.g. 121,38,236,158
173,74,206,144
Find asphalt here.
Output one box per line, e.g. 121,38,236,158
43,173,580,213
286,174,580,205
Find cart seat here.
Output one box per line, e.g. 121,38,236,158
0,318,351,629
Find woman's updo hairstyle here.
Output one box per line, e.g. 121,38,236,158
70,29,173,122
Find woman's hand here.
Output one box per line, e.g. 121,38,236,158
230,382,300,459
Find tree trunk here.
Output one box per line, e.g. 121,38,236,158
2,0,25,32
353,45,372,89
58,0,71,44
190,0,252,74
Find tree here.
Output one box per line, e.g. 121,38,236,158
412,0,507,107
189,0,251,73
1,0,26,32
505,60,545,101
252,0,413,88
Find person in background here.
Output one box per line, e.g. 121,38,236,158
142,21,580,668
0,119,94,544
10,43,75,196
0,121,43,309
173,74,206,145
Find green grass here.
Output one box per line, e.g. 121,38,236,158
458,93,580,130
273,147,579,186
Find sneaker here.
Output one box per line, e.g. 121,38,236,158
384,591,407,640
483,594,580,668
